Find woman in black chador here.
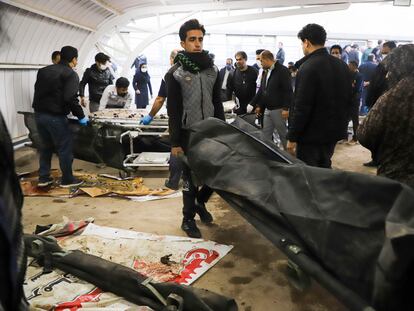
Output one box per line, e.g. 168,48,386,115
133,63,153,108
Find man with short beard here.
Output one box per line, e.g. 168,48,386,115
165,19,225,238
226,51,258,115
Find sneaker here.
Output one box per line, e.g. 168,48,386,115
363,160,377,167
164,179,179,190
181,218,202,238
38,178,54,187
60,178,84,188
196,200,213,224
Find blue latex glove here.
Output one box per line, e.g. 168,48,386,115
78,116,89,126
140,115,153,125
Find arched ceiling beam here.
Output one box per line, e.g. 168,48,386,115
88,0,122,16
120,3,351,75
1,0,96,32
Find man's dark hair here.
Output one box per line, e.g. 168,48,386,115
288,61,294,66
383,41,397,50
256,49,265,55
235,51,247,60
95,52,110,63
260,50,274,61
60,46,78,62
179,19,205,41
115,77,130,88
349,60,358,67
378,40,383,45
368,54,375,61
51,51,60,61
297,23,326,46
330,44,342,54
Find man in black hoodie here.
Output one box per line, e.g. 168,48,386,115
287,24,351,168
33,46,87,187
165,19,225,238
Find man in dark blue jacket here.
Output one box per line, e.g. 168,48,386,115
358,54,377,114
348,61,363,142
287,24,352,168
33,46,87,187
218,58,234,102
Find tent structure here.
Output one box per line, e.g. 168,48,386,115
1,0,413,139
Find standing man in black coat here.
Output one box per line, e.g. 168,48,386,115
218,58,234,102
287,24,352,168
79,52,114,113
251,50,292,149
33,46,88,187
226,51,258,115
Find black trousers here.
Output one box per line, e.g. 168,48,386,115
181,163,213,219
296,142,337,168
350,96,360,139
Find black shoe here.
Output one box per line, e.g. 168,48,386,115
60,178,84,188
363,160,377,167
164,179,179,190
181,218,202,238
38,177,54,187
196,200,213,224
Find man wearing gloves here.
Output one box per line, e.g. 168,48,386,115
165,19,225,238
32,45,87,188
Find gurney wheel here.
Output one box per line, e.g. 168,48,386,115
119,169,134,179
286,260,311,291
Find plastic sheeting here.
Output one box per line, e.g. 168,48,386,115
184,117,414,311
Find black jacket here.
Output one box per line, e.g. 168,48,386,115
218,66,234,86
32,63,85,119
250,61,292,111
288,48,352,144
226,66,258,102
365,63,387,109
79,64,114,103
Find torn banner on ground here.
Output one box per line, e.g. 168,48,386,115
184,117,414,311
25,224,233,310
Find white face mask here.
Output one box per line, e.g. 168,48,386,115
99,64,108,70
381,54,387,59
141,67,148,73
256,60,262,68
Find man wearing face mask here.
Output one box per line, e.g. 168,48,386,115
33,46,87,187
99,77,132,110
287,24,352,168
219,58,234,102
133,63,153,109
226,51,258,115
79,52,114,113
165,19,225,238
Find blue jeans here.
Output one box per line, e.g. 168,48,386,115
35,112,74,183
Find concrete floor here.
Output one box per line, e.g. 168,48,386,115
17,142,376,311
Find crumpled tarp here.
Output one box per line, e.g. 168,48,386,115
184,117,414,311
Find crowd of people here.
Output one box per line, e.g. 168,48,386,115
10,17,413,239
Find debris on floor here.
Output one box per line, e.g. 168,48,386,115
25,223,233,310
19,170,178,200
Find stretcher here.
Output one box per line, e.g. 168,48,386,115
19,110,171,172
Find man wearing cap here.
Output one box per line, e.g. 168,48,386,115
33,46,87,188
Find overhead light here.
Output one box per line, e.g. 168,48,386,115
393,0,411,6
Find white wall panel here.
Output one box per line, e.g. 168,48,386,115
0,2,91,139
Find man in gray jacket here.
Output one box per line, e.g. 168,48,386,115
165,19,225,238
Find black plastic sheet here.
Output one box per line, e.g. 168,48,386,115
185,117,414,311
